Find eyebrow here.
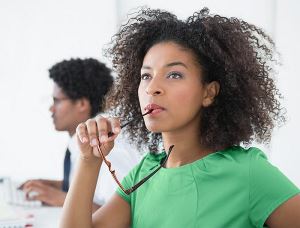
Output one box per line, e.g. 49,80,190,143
166,61,188,69
142,61,188,70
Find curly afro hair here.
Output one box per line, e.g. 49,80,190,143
49,58,113,117
105,7,285,152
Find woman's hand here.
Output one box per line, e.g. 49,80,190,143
76,115,121,161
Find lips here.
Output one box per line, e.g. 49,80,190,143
144,103,165,112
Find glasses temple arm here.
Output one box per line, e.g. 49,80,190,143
125,145,174,194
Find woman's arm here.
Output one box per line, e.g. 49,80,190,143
60,116,131,228
60,155,130,228
60,156,102,227
266,194,300,227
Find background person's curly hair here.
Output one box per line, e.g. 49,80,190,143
106,7,285,152
49,58,113,117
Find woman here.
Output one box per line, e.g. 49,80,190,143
60,8,300,227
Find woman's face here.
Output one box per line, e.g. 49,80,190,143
138,41,211,133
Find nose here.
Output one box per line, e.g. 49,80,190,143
145,77,164,96
49,104,54,113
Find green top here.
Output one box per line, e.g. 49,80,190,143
117,146,299,228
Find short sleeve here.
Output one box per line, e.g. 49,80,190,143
116,165,137,204
249,148,300,227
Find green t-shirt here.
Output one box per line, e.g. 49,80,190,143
117,146,299,228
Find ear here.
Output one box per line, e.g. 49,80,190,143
202,81,220,107
76,97,91,113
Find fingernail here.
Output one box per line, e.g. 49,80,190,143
100,135,108,143
91,138,98,146
114,127,120,133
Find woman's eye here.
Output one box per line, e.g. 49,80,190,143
167,72,183,79
141,73,151,80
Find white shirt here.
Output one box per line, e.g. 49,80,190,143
68,134,141,205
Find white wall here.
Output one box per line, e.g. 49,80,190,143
270,0,300,186
0,0,299,186
0,0,118,181
119,0,274,30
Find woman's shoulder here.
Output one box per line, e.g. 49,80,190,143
200,146,269,176
224,146,298,192
217,146,268,163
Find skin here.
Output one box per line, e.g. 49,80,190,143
49,84,87,136
59,42,300,227
138,42,220,166
20,84,100,211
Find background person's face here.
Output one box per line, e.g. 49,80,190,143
49,83,80,135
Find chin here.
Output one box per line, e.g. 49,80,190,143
54,127,61,131
145,124,166,133
54,125,64,131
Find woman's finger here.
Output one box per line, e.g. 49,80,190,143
76,122,89,144
107,117,121,141
95,115,110,144
86,118,100,147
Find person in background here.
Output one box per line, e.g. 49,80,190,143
60,8,300,227
20,58,141,211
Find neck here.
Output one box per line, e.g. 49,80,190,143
162,129,213,168
68,129,76,137
68,113,91,137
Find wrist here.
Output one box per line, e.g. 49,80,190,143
79,154,103,165
77,155,103,175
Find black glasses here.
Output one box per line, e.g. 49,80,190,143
52,97,70,105
97,144,174,195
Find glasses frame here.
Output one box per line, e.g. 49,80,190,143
52,97,71,105
97,144,174,195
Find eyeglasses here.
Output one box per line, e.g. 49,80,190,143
52,97,70,105
97,144,174,195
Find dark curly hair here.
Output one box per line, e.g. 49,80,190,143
49,58,113,117
105,7,285,152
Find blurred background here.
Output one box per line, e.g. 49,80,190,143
0,0,299,186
